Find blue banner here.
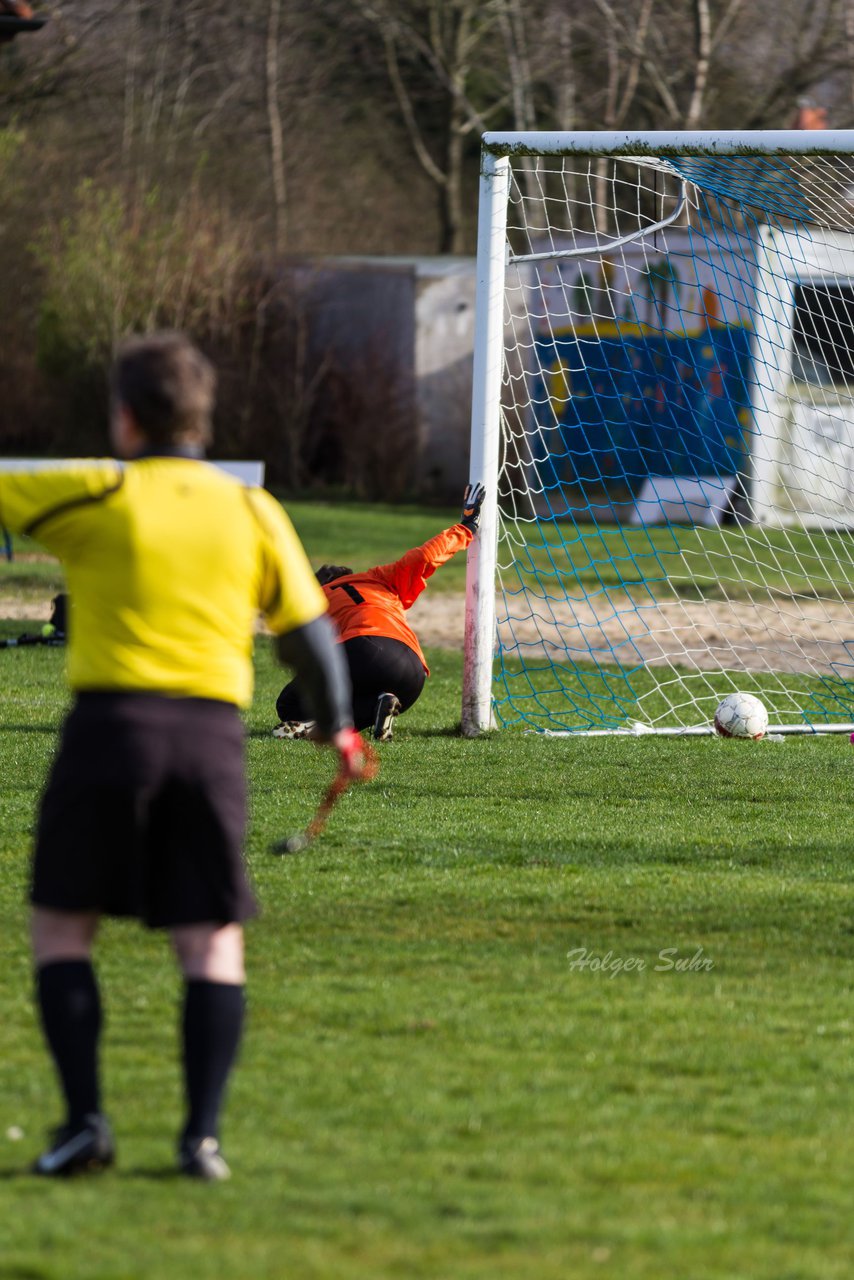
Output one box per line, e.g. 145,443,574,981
535,324,753,493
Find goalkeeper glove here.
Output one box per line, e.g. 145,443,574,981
460,482,486,532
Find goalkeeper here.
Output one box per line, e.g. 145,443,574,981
274,483,485,742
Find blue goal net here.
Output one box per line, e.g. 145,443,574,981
485,146,854,733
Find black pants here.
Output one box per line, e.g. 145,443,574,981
277,635,426,732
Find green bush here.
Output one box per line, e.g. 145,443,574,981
20,177,419,498
26,178,254,450
33,178,253,373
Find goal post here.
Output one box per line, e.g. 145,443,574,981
463,130,854,737
462,149,508,734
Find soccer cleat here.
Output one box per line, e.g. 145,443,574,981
372,692,401,742
32,1113,115,1177
179,1135,231,1181
272,720,316,740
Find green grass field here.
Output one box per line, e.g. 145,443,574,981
1,503,852,1280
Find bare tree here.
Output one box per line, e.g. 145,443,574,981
4,0,854,259
266,0,287,251
354,0,505,251
685,0,711,128
732,0,848,129
635,0,842,130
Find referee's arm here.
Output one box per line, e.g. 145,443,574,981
249,488,354,739
275,616,353,739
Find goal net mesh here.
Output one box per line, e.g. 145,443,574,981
494,149,854,733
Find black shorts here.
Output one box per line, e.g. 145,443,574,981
277,634,426,731
31,693,257,929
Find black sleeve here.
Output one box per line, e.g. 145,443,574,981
274,615,353,737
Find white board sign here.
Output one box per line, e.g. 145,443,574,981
0,458,266,486
630,475,739,526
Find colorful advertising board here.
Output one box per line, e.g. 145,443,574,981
525,229,757,496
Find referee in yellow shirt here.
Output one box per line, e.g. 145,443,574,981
0,332,366,1181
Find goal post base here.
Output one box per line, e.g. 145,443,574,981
534,723,854,738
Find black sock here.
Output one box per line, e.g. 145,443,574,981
181,980,245,1142
36,959,103,1127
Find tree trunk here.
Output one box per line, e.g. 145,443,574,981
685,0,711,128
266,0,287,253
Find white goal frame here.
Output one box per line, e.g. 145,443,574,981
462,129,854,737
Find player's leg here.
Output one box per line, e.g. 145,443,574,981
154,698,253,1181
31,906,100,962
30,908,114,1175
273,677,317,738
169,922,245,1181
27,698,129,1177
342,636,426,739
372,691,402,741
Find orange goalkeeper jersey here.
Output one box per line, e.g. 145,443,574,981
323,524,473,673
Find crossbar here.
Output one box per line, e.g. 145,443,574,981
482,129,854,158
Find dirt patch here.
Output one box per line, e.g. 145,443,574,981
410,592,854,674
1,551,57,563
5,589,853,676
0,596,53,621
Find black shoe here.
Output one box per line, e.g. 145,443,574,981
372,692,401,742
33,1113,115,1177
179,1135,231,1181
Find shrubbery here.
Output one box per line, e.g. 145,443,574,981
30,178,254,454
2,176,417,498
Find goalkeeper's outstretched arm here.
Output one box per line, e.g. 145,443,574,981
373,484,487,607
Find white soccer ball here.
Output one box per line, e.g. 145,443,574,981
713,692,769,740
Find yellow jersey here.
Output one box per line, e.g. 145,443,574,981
0,457,327,706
